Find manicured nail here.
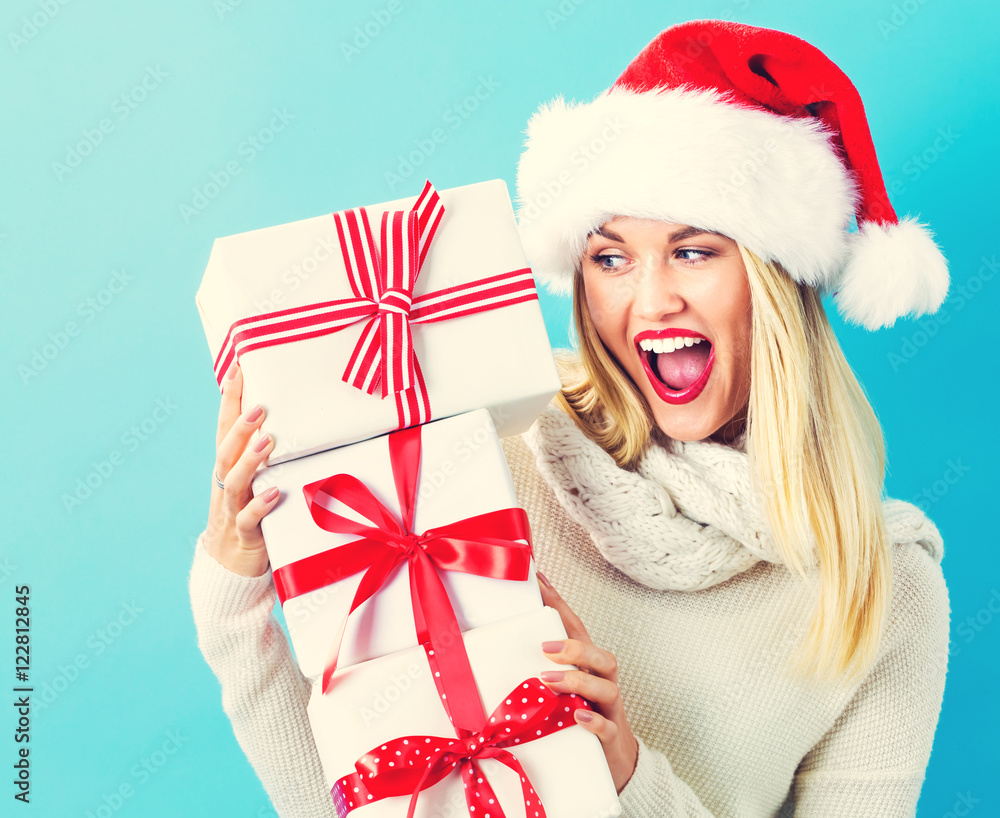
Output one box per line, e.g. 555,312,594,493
539,671,564,683
253,433,271,452
225,361,238,380
245,404,263,423
536,571,553,588
261,486,279,502
574,709,594,723
542,641,565,655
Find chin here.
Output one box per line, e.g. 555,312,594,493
638,374,747,442
649,406,723,442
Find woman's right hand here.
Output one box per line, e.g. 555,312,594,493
204,361,280,577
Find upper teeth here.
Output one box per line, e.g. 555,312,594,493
638,337,705,353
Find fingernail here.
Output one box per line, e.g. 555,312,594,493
225,361,238,380
261,486,279,502
245,404,263,423
253,433,271,452
574,709,594,723
541,641,564,654
540,671,564,683
536,571,552,588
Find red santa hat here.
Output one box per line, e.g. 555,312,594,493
514,20,949,330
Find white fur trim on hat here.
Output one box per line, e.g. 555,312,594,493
515,85,857,296
833,217,950,331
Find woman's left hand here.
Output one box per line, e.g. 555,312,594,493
536,572,639,793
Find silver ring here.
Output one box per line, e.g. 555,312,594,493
213,469,225,490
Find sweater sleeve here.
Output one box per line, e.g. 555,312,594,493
788,545,951,816
616,734,723,817
188,530,336,818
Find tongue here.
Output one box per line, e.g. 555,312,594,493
655,344,711,391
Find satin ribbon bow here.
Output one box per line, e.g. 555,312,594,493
331,678,593,818
272,423,534,732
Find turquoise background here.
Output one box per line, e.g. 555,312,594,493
3,0,996,815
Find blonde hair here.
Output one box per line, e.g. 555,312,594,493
556,246,892,683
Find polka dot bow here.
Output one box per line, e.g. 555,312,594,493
331,678,592,818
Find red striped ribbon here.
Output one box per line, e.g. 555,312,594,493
212,180,539,429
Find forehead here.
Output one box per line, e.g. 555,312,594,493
588,218,730,244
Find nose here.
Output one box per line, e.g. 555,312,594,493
630,257,685,322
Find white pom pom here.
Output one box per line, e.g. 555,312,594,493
833,217,950,331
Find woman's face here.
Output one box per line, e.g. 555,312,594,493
581,216,752,443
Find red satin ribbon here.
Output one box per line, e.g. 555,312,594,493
330,678,593,818
212,180,539,430
272,424,533,732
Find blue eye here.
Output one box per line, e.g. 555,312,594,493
588,252,627,270
676,248,715,263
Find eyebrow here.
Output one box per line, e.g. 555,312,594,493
588,224,722,244
667,225,723,243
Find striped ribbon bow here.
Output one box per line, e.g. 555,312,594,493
213,180,539,430
333,180,442,401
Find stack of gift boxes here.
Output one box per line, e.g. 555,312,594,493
196,179,621,818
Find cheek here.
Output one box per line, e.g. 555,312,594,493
584,276,634,336
726,302,753,391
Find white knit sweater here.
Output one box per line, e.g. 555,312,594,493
189,432,950,818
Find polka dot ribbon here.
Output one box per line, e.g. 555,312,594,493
331,678,592,818
212,179,540,430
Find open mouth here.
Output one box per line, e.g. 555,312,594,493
634,329,715,405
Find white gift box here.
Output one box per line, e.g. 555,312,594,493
252,409,543,680
308,606,621,818
196,178,561,464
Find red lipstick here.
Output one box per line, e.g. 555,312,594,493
634,328,715,405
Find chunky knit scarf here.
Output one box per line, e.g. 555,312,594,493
523,405,944,592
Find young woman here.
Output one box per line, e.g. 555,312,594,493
190,21,951,817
